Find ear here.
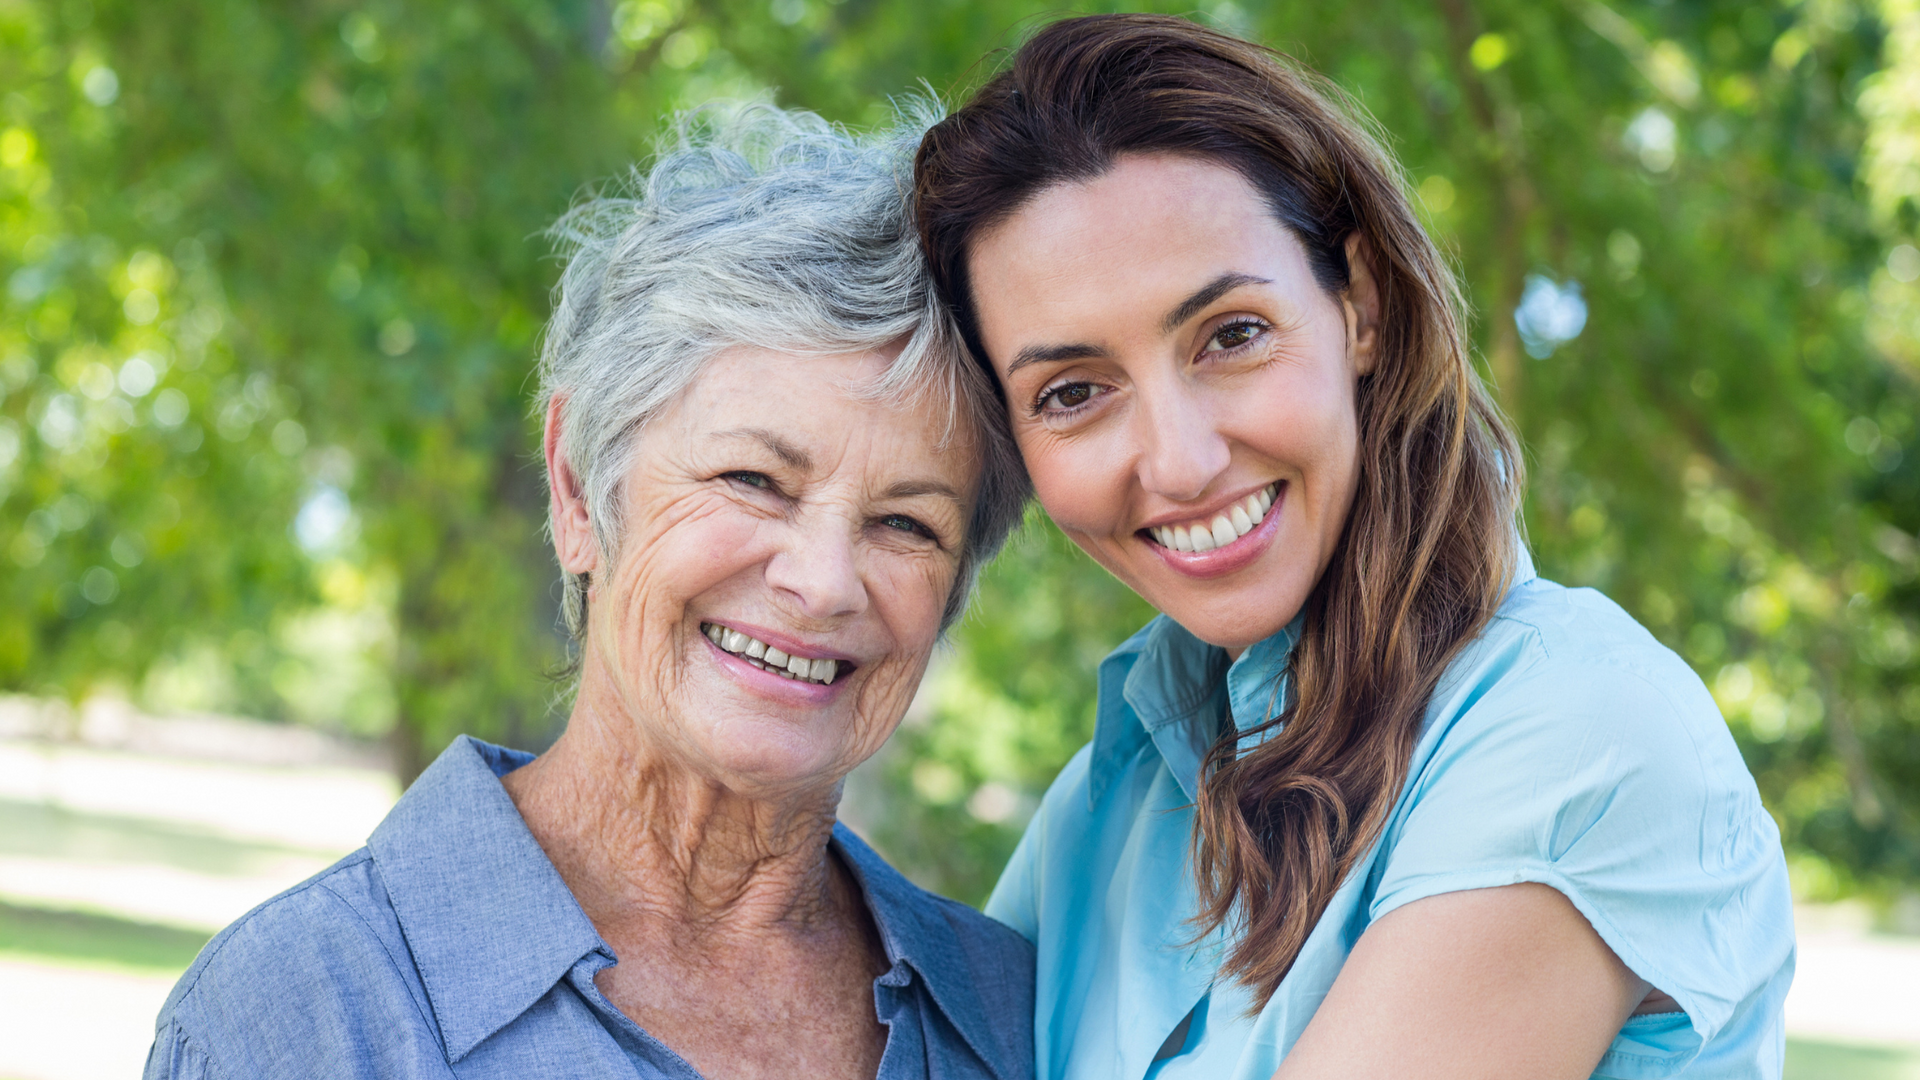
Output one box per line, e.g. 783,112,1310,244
1341,232,1382,377
544,394,599,576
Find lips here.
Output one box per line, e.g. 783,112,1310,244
1145,483,1278,552
700,623,846,685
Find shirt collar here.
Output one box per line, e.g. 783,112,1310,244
832,823,1026,1080
1087,540,1538,807
1090,614,1301,805
368,736,608,1064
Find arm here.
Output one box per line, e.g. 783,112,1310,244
1273,884,1654,1080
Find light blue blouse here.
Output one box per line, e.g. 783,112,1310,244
986,549,1794,1080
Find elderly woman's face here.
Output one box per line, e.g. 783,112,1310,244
575,347,976,793
966,154,1377,653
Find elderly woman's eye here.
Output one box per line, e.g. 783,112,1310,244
724,471,773,490
1204,320,1266,353
882,514,935,540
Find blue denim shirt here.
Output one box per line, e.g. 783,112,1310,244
146,736,1034,1080
988,548,1794,1080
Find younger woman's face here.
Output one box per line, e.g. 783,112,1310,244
967,154,1378,653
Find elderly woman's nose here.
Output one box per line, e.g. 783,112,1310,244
762,517,870,621
1133,383,1231,503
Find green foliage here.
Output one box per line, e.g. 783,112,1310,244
0,899,211,972
1,0,1916,904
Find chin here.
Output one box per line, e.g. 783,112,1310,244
699,718,853,792
1161,580,1309,652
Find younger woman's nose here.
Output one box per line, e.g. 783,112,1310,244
1133,385,1231,503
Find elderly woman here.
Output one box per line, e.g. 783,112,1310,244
145,105,1034,1080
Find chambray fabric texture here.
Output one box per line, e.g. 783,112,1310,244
986,548,1795,1080
145,736,1034,1080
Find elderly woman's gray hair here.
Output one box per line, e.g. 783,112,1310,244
537,102,1029,638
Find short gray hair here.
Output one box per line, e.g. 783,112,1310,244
537,101,1029,641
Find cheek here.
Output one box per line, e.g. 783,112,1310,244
872,549,956,652
848,553,954,718
1230,364,1359,489
594,497,764,651
1016,426,1131,536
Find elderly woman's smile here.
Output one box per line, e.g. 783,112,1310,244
566,345,975,791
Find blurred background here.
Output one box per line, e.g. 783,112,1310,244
1,0,1917,1076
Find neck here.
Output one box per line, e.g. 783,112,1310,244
503,675,848,940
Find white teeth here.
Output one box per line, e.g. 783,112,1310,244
697,624,841,684
1149,484,1279,552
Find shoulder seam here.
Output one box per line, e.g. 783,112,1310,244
313,874,446,1056
163,850,375,1013
1482,608,1553,663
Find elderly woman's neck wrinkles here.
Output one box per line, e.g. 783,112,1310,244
505,669,850,937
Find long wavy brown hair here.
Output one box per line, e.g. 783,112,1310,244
915,13,1524,1004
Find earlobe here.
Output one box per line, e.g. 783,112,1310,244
1343,233,1382,377
544,394,599,576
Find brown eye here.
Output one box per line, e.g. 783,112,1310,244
1205,321,1265,353
1035,381,1102,415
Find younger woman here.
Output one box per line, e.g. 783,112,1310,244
916,15,1792,1080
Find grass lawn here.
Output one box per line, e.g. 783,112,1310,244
0,900,210,973
1787,1038,1920,1080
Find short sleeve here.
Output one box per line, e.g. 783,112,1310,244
1368,644,1794,1079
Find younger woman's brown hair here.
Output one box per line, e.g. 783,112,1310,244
915,13,1523,1004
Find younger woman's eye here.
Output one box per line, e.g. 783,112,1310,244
1203,320,1267,353
724,471,773,489
1033,381,1104,416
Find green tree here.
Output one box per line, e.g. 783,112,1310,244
1,0,1914,912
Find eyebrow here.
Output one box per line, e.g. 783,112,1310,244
1001,271,1275,377
715,428,813,470
1006,341,1110,377
1160,272,1273,333
884,479,965,504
